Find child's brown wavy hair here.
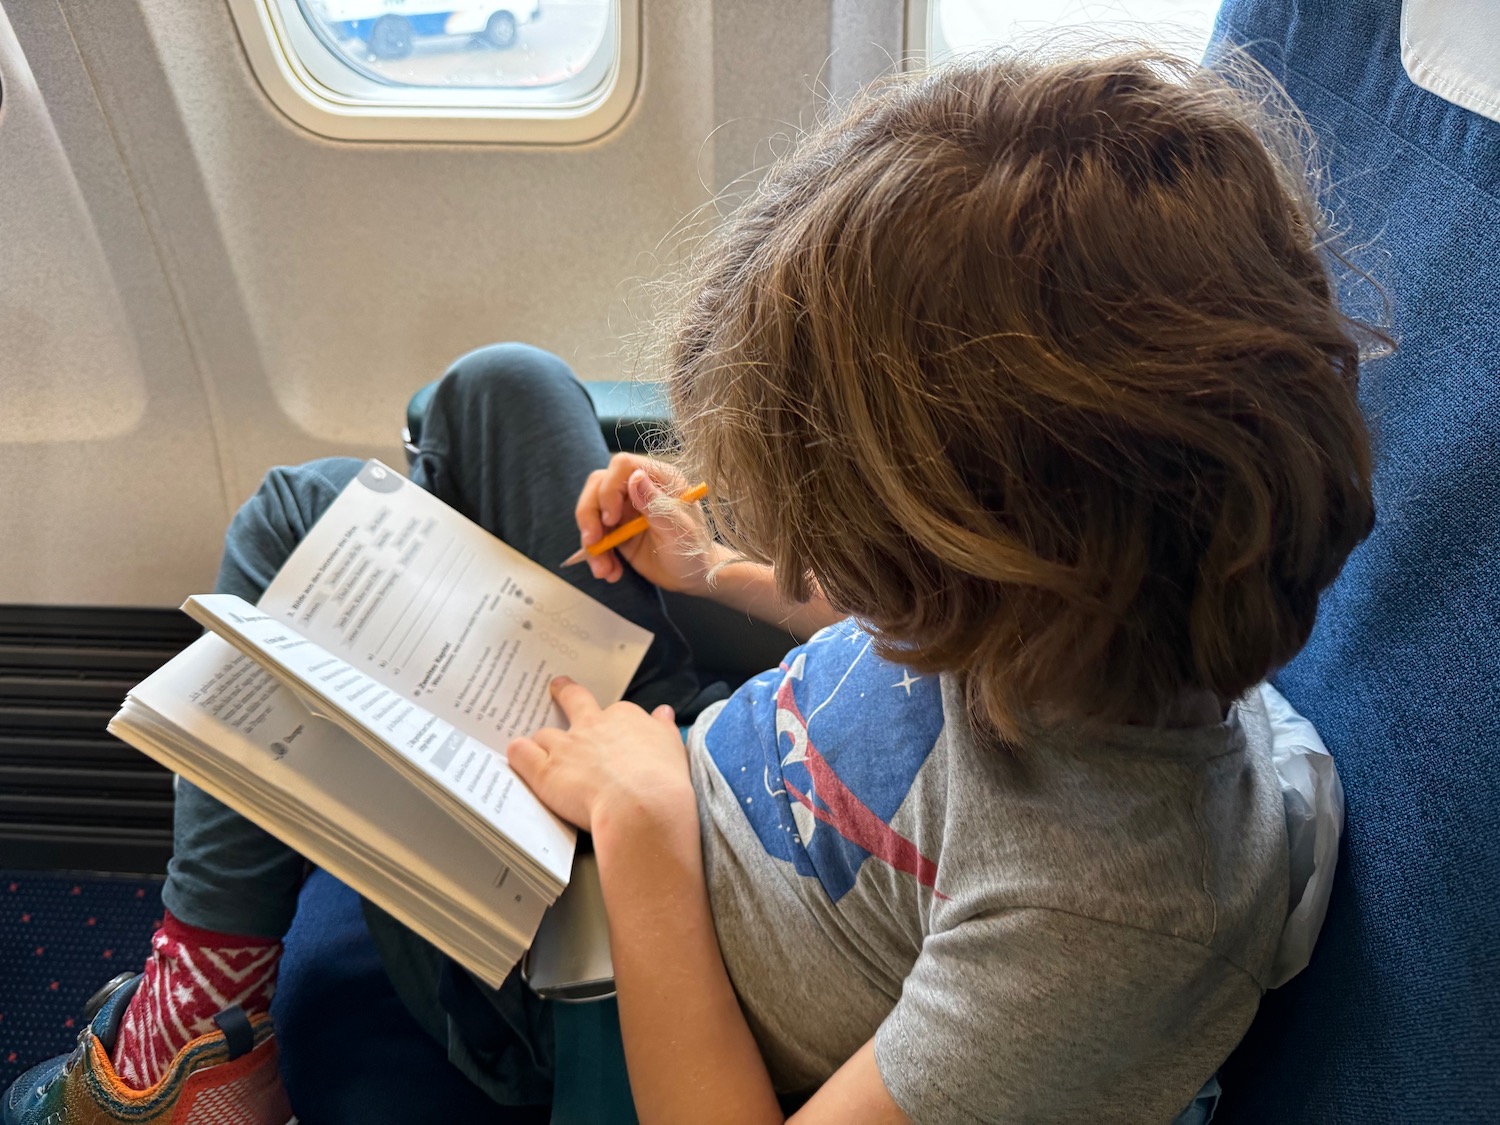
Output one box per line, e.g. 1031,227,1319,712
662,51,1378,736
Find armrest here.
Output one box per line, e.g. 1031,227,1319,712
581,380,671,454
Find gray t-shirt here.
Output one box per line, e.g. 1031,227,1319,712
687,618,1288,1123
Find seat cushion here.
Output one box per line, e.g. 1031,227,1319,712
272,869,542,1124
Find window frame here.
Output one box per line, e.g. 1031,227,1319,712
902,0,933,67
226,0,641,144
903,0,1224,68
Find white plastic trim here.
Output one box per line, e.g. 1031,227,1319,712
902,0,929,68
224,0,640,144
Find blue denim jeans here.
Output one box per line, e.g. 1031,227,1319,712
161,343,719,1108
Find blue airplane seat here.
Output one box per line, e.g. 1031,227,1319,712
1208,0,1500,1120
272,871,546,1123
275,870,633,1124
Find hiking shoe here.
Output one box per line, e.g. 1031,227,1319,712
2,973,294,1125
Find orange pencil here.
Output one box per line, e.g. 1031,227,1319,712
561,482,708,566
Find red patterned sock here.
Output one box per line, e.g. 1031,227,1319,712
111,910,282,1090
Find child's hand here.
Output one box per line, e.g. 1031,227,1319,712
507,676,694,833
573,454,725,594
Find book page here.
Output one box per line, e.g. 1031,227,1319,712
258,460,651,747
184,593,574,889
124,634,549,938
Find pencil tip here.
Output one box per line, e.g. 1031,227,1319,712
560,547,587,567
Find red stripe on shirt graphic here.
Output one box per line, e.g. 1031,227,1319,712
775,669,944,896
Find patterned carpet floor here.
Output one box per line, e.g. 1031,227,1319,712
0,870,164,1089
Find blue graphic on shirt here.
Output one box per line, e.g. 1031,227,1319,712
704,619,946,902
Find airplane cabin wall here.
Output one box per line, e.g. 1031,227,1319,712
0,0,902,607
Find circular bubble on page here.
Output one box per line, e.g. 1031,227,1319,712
357,460,405,493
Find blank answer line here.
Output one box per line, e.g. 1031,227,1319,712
376,537,454,660
385,538,458,664
399,551,475,672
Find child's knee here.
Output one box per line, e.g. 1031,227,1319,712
436,342,586,423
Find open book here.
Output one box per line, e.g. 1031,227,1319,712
108,460,653,987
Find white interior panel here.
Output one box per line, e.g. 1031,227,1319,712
0,1,230,606
88,0,718,459
0,0,902,607
0,9,145,444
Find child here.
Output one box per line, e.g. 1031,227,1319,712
8,50,1373,1124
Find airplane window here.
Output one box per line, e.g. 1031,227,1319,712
925,0,1223,63
226,0,638,143
287,0,608,90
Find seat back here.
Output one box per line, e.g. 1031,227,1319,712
1209,1,1500,1119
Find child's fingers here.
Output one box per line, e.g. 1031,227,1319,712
574,469,608,545
597,455,650,529
583,543,622,584
625,470,703,549
573,454,691,584
600,454,690,529
573,472,614,580
549,675,602,721
577,458,653,578
628,470,661,520
575,456,650,542
506,736,547,786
